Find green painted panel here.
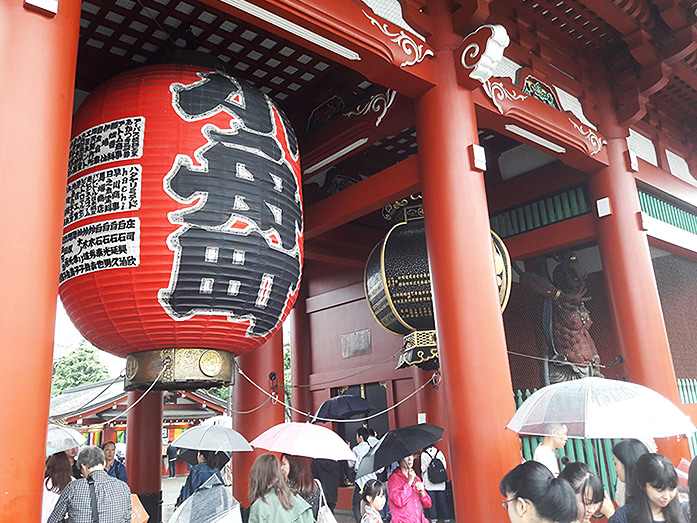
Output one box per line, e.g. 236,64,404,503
638,189,697,237
490,186,591,238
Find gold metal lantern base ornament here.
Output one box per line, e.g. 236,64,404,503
125,348,234,391
397,330,439,370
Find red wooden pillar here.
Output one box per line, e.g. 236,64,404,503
289,283,313,421
126,390,164,522
414,2,521,520
590,97,690,461
232,333,285,505
0,1,80,521
103,426,118,444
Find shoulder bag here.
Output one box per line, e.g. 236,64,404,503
315,479,338,523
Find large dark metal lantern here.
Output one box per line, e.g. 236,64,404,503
60,65,303,390
364,197,510,369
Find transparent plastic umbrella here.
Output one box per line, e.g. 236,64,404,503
46,423,86,456
507,377,696,439
171,425,252,453
168,475,241,523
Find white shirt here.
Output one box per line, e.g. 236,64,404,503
420,447,447,491
42,478,74,523
352,440,377,489
532,444,559,476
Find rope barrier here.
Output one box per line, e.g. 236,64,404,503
236,361,436,423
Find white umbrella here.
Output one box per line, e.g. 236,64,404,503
172,424,252,453
201,415,233,428
46,423,86,456
250,422,355,461
507,377,696,439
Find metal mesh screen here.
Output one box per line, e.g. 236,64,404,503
503,244,626,392
652,247,697,379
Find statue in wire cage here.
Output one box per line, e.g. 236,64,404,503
518,249,604,384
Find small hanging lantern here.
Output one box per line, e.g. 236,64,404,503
60,64,303,390
364,195,510,370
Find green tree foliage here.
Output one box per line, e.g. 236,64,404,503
51,340,108,396
283,341,292,421
208,385,229,401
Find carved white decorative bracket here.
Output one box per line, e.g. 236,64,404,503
568,119,607,156
457,25,510,88
343,89,397,126
482,79,528,114
363,11,435,67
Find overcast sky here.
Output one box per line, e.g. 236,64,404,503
54,298,125,378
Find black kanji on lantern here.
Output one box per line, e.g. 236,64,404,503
159,71,302,338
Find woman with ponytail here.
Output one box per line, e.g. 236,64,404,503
499,461,578,523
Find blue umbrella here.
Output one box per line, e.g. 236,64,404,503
313,395,376,422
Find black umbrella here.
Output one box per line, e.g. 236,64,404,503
356,423,444,478
178,448,232,468
312,394,376,422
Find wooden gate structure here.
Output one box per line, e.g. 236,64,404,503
3,0,697,521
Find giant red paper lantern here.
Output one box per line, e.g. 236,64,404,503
59,64,303,389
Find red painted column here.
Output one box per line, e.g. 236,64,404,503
232,333,285,505
0,1,80,521
414,2,521,521
589,95,690,461
126,390,164,522
103,426,118,444
289,283,313,421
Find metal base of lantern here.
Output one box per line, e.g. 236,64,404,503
124,348,234,391
397,330,440,371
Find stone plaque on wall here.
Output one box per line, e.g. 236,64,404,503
341,329,372,359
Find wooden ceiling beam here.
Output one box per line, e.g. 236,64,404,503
301,92,415,180
304,155,421,239
206,0,436,97
304,241,372,269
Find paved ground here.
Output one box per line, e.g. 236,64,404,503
159,475,355,522
161,475,186,522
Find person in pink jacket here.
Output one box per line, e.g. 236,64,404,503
388,455,432,523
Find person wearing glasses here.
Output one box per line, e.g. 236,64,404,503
500,461,578,523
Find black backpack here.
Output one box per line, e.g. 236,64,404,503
426,448,448,484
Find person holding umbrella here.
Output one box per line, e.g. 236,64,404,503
387,454,432,522
177,450,223,504
532,422,568,476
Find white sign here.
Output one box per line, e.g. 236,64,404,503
60,218,140,284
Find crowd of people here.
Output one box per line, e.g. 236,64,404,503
42,424,697,523
44,444,131,523
501,430,697,523
42,441,131,522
